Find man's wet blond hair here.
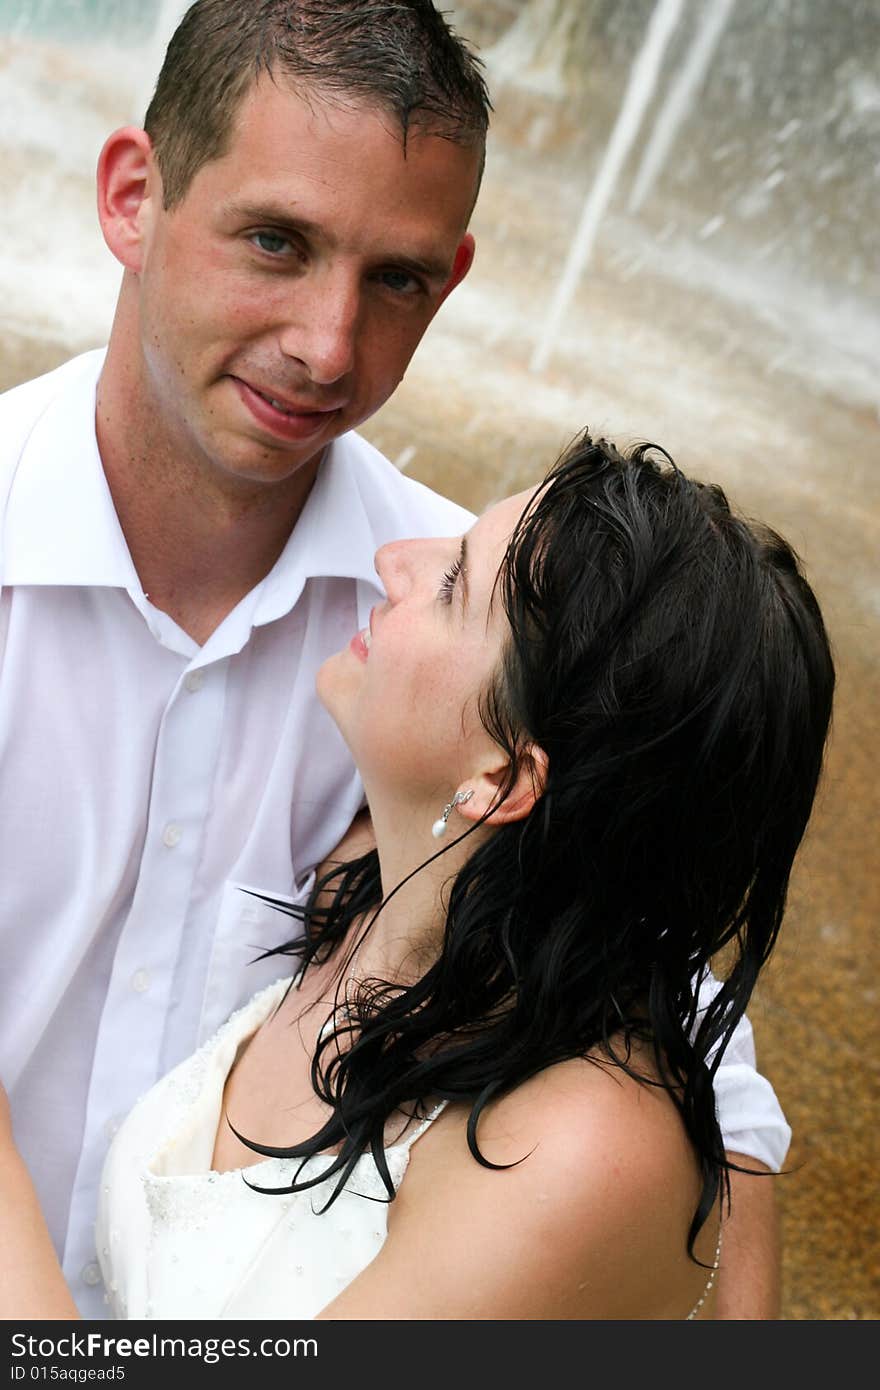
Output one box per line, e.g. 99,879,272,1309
144,0,491,209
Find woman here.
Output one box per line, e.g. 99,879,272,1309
1,432,834,1319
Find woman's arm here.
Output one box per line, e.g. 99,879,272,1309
0,1084,80,1319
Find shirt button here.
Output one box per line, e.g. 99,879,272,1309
82,1262,102,1287
131,968,151,994
184,670,204,692
162,823,182,848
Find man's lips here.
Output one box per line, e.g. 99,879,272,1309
235,376,343,415
230,376,344,440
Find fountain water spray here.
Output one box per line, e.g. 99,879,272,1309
530,0,684,373
628,0,735,213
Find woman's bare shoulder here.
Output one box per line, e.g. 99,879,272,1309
366,1048,713,1320
429,1046,698,1210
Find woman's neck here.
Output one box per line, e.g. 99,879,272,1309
346,803,490,989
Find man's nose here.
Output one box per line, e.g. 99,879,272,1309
278,270,360,385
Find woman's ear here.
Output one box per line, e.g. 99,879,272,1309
96,126,158,273
454,742,549,828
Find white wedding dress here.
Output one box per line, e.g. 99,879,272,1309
96,974,719,1320
96,975,445,1320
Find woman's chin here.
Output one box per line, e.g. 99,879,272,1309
315,650,360,747
315,650,344,713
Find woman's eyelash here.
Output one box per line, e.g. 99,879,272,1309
438,556,463,604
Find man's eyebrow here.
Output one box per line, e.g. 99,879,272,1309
220,199,452,281
220,200,326,238
389,251,453,284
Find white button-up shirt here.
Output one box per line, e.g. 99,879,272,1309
0,350,790,1319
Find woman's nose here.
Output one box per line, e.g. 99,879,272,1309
374,540,410,601
374,538,437,601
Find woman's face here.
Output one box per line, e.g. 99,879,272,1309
317,488,535,811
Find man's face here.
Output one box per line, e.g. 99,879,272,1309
132,77,479,488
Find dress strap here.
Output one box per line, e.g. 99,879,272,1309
396,1099,449,1153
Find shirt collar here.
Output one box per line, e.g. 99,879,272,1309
250,435,387,629
2,348,143,592
3,348,385,632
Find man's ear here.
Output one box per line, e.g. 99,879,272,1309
96,126,159,274
437,233,475,306
454,741,548,828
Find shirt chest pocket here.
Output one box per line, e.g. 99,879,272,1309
199,876,314,1042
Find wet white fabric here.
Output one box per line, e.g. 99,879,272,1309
96,975,719,1321
96,975,444,1320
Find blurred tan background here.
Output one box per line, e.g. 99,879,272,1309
1,0,877,1319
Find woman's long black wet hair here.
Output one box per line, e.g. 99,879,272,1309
243,431,835,1258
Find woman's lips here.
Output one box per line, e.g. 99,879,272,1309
349,628,371,662
349,605,379,661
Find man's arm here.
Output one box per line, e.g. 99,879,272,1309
716,1155,782,1318
316,807,376,875
696,972,790,1319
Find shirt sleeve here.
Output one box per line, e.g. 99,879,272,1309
695,970,792,1172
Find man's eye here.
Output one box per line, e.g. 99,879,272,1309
379,268,422,295
251,231,293,255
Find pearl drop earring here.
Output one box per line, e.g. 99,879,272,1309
431,790,474,839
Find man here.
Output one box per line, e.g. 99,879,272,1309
0,0,786,1319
